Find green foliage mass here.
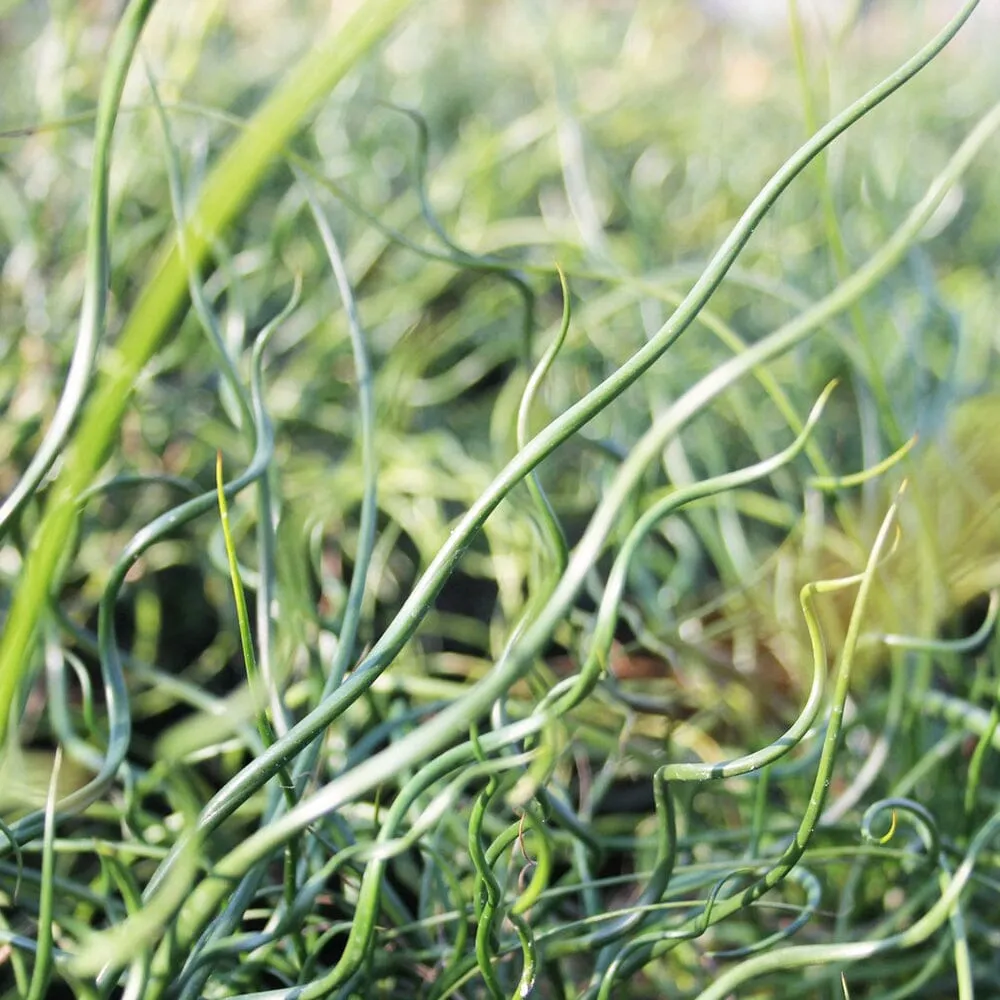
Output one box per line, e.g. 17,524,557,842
1,1,999,997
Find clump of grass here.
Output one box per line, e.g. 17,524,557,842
1,1,1000,997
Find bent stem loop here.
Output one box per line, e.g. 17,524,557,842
693,805,1000,1000
596,487,905,995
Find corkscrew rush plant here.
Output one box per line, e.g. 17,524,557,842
139,49,1000,949
2,1,1000,997
0,0,982,739
126,0,994,855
